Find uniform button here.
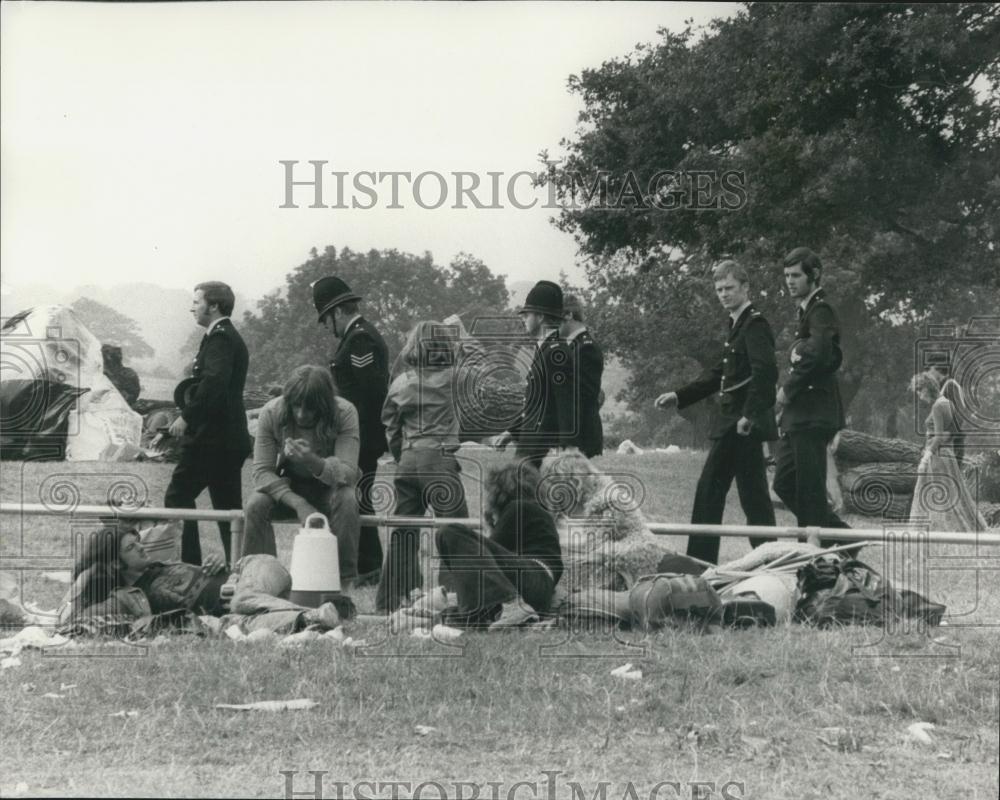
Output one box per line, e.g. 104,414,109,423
723,359,728,363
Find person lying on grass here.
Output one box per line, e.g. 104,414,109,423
59,524,342,634
395,463,563,631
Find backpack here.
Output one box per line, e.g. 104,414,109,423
794,556,945,627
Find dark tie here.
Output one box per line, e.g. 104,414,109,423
796,306,804,321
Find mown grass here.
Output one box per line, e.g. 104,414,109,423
1,449,998,798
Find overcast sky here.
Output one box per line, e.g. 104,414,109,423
1,1,740,305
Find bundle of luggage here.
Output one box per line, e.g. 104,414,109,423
571,541,947,633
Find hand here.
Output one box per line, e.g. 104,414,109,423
736,417,752,436
168,416,188,438
654,392,677,410
492,431,512,450
201,552,226,575
286,494,319,524
285,438,324,473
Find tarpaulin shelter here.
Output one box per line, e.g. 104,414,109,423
0,306,142,461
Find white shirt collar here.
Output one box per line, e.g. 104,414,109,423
729,301,751,323
206,316,230,335
799,287,822,310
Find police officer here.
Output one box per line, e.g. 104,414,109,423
165,281,251,566
655,261,777,564
560,294,604,459
773,247,851,539
312,276,390,583
493,280,573,470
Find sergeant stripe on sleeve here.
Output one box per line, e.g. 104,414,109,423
351,353,375,368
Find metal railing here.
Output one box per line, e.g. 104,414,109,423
2,502,997,572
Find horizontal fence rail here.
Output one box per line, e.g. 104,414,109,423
2,503,998,572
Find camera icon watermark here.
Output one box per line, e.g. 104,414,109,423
914,316,1000,447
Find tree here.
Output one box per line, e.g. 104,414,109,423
70,297,155,360
240,247,509,389
542,4,1000,441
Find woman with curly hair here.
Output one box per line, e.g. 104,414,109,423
375,321,470,613
909,371,987,532
538,449,678,594
433,462,563,629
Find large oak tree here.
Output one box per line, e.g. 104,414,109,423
542,3,999,443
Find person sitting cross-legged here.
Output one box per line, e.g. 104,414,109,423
243,365,362,586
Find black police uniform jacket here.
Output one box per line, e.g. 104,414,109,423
675,304,778,441
181,318,251,454
779,289,846,434
565,329,604,458
511,330,575,450
331,316,390,460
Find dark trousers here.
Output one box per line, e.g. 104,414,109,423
355,450,384,577
375,449,469,613
772,428,850,545
164,445,246,566
436,524,556,615
687,428,776,564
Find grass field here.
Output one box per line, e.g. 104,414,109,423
1,449,998,799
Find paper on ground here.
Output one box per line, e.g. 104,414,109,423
216,699,318,712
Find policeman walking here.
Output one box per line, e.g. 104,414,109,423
655,261,778,564
773,247,851,540
312,276,390,584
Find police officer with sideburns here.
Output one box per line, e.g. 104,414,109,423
312,276,390,584
655,261,778,564
773,247,851,542
493,280,575,470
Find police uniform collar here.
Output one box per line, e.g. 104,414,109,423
342,314,363,335
206,316,230,335
566,325,589,343
729,301,752,325
799,287,823,311
535,328,559,348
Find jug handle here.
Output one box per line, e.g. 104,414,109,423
304,512,331,531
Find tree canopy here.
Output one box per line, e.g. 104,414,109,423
542,3,1000,441
240,247,509,388
70,297,155,361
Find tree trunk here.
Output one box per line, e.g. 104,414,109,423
834,429,922,466
838,461,921,495
842,488,913,519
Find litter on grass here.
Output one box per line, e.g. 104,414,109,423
907,722,936,746
215,699,318,712
610,663,643,681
